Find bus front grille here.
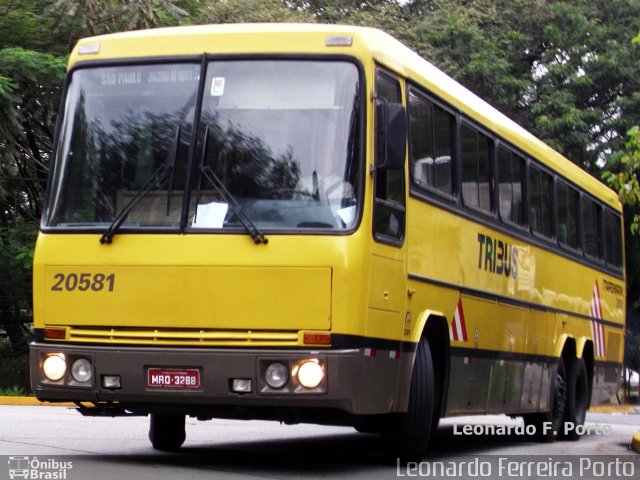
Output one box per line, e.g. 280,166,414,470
65,326,301,347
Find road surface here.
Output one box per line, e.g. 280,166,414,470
0,405,638,479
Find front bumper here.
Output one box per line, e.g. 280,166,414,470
30,342,392,417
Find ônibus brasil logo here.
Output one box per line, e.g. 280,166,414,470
7,456,73,480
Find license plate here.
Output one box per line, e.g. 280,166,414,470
147,368,201,388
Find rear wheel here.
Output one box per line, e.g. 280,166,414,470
149,413,186,451
563,357,588,441
523,357,567,442
382,338,434,461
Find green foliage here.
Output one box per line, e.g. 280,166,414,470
47,0,192,36
402,0,640,173
0,47,66,224
201,0,309,23
0,355,31,393
0,385,27,397
0,219,37,357
0,220,37,309
603,127,640,234
603,125,640,311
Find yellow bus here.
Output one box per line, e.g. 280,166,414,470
30,24,625,459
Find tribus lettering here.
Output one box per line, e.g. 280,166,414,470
477,233,515,278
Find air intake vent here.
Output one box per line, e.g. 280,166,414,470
606,332,621,362
604,332,622,383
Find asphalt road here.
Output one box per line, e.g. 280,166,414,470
0,405,638,480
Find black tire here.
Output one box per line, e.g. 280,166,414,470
523,412,552,442
149,414,186,451
353,416,384,434
563,357,588,441
383,339,434,461
523,357,567,442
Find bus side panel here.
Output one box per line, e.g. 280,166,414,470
407,198,625,418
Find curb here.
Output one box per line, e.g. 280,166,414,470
0,396,74,407
588,405,640,413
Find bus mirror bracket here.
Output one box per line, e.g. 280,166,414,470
376,99,407,170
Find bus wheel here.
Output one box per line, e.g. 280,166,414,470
382,338,434,461
563,357,588,441
524,357,567,442
353,415,384,434
149,413,186,451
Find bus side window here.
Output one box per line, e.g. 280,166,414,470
373,70,405,244
582,196,602,260
408,88,455,197
461,124,493,213
604,209,623,268
497,147,525,226
557,181,580,249
529,164,553,238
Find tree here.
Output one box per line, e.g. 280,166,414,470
0,48,66,224
47,0,193,37
0,219,36,352
201,0,309,23
603,127,640,233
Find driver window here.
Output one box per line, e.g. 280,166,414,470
373,69,406,244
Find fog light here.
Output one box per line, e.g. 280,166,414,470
265,362,288,389
296,360,324,389
71,358,93,383
102,375,121,389
231,378,252,393
42,353,66,381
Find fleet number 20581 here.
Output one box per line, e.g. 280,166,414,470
51,273,115,292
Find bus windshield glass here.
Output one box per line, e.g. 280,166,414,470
44,60,361,233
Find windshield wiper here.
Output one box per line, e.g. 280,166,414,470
166,124,181,216
196,126,268,245
99,163,172,245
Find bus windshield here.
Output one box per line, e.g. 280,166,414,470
44,60,361,233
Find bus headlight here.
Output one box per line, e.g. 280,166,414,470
265,362,289,389
42,354,66,381
295,360,324,389
71,358,93,383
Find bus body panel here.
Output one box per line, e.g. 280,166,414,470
405,199,624,416
43,263,332,332
34,232,382,342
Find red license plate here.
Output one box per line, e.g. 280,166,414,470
147,368,201,388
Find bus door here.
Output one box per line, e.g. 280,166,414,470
363,68,408,411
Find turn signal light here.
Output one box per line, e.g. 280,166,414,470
303,332,331,345
44,327,66,340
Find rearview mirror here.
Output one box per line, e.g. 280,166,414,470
376,99,407,170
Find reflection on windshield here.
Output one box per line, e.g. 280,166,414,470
45,64,198,228
44,60,361,233
192,60,360,231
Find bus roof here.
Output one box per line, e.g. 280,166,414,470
70,23,621,210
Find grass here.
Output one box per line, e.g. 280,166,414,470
0,353,32,395
0,385,28,396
